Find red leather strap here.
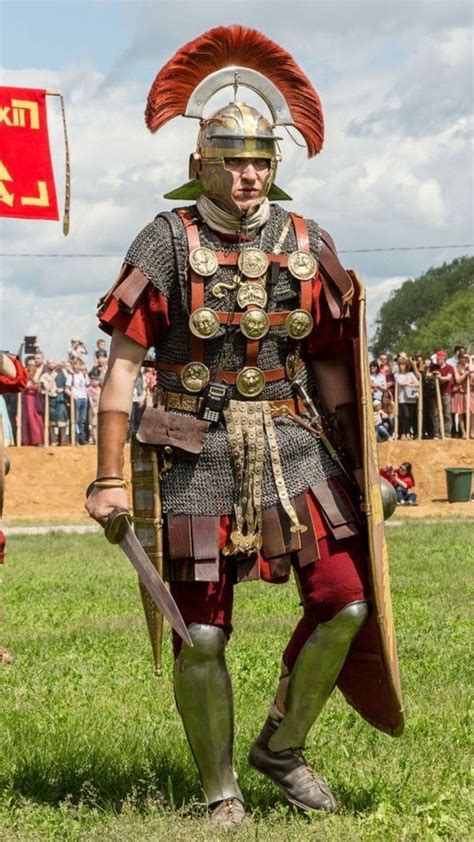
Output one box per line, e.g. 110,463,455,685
216,311,289,326
318,228,354,318
157,360,286,384
290,213,313,312
290,212,310,252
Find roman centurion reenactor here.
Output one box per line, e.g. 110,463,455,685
86,25,403,830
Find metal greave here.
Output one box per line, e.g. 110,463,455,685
269,601,369,752
174,623,243,805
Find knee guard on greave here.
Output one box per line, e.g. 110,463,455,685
174,624,242,805
269,601,369,752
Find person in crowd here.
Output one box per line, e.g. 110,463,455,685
377,352,394,388
142,365,157,407
0,395,14,446
426,351,454,438
33,351,45,381
421,356,435,438
94,339,108,361
447,345,466,368
373,399,393,442
131,369,145,433
451,353,470,439
381,462,417,506
68,340,88,362
40,360,70,446
369,361,388,403
66,358,90,445
89,355,108,385
87,376,101,444
0,352,27,663
21,357,45,446
394,358,419,439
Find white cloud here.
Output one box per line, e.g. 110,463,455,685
1,2,473,358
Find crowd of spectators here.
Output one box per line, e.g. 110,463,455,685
0,339,157,447
370,346,474,442
1,339,473,447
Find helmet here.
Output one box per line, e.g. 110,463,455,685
188,102,281,209
145,26,324,207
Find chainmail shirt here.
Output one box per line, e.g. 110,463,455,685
125,203,344,516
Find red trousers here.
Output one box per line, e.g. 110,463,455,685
171,527,369,669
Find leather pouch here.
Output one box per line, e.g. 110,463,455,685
136,405,209,461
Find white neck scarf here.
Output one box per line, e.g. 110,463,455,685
196,195,270,235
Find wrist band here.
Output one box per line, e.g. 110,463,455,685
93,479,128,489
95,476,124,482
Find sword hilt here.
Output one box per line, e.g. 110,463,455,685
105,508,132,544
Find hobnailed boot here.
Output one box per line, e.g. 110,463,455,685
249,600,369,813
174,624,245,828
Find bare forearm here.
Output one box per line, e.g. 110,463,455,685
99,330,146,413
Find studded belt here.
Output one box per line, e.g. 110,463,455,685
160,388,306,417
156,360,286,385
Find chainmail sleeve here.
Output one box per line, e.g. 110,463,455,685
124,214,179,299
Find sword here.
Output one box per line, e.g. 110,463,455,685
105,508,193,648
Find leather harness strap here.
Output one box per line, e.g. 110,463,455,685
157,360,286,384
318,228,354,318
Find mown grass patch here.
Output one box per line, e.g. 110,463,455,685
0,523,472,840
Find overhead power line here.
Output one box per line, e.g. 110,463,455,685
0,244,473,258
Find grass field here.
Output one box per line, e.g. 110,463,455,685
0,523,472,841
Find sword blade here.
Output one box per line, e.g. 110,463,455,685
118,522,192,648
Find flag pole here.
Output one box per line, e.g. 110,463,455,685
46,90,71,235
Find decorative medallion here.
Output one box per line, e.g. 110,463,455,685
240,309,270,340
285,351,303,381
236,366,265,397
287,250,317,281
238,248,269,279
180,362,210,394
236,282,268,309
189,307,220,339
189,247,218,277
285,309,314,339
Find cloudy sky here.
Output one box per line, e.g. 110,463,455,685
1,0,473,360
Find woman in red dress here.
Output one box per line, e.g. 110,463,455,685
20,358,44,446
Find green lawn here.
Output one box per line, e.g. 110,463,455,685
0,523,472,841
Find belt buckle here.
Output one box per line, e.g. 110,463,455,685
269,401,293,419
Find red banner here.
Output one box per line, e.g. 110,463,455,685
0,86,59,221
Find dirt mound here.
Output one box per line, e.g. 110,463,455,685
2,440,473,524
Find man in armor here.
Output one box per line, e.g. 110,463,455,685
86,26,403,830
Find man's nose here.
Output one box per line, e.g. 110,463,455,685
241,163,258,179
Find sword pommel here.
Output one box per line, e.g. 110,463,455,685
105,508,132,544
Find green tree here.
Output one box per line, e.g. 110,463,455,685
401,287,474,356
370,256,474,356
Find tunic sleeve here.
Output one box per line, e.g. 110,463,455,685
99,283,170,349
98,215,177,349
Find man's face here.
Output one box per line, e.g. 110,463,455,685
379,355,388,365
34,353,43,367
47,359,55,371
224,157,271,212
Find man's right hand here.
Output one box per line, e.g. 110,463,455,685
85,486,129,526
